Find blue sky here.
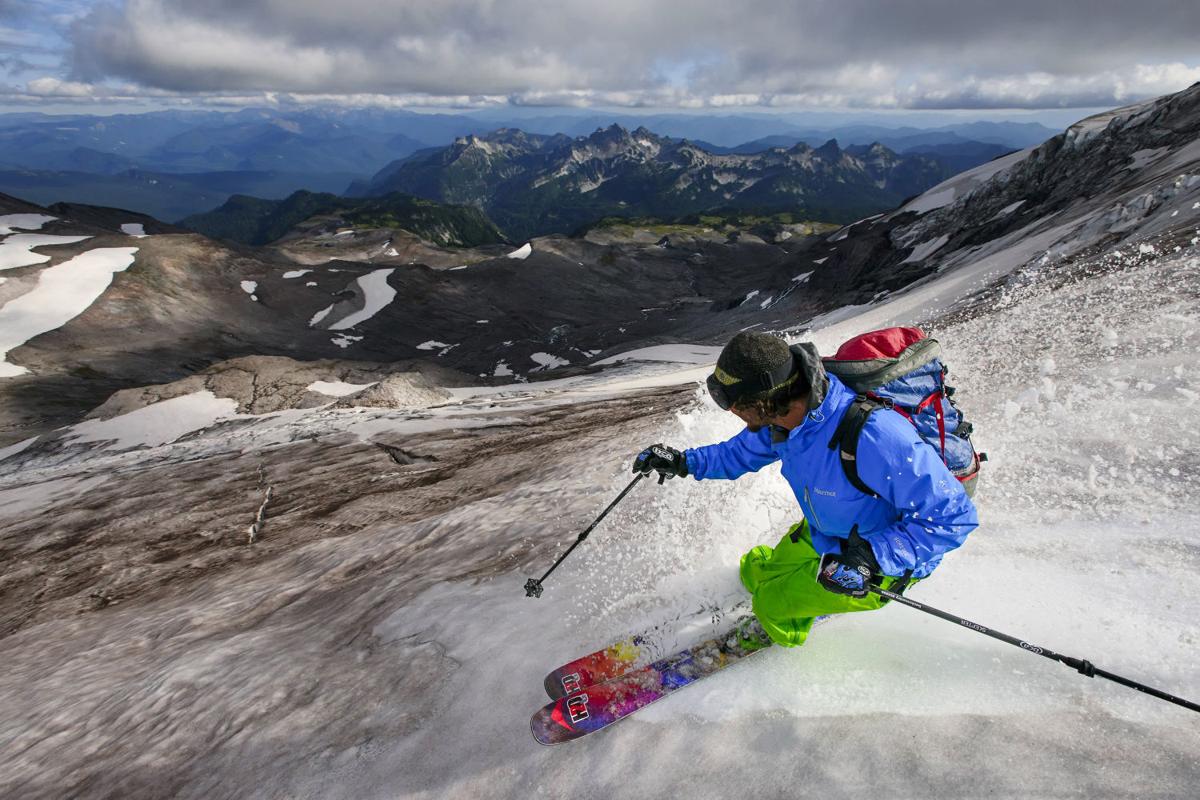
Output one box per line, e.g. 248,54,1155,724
2,1,1199,119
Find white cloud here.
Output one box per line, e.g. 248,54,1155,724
15,0,1194,110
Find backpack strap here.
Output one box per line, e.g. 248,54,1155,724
828,395,883,498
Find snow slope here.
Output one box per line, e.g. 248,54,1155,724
2,224,1198,799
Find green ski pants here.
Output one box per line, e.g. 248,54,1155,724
739,519,915,647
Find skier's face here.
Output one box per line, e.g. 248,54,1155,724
730,405,771,432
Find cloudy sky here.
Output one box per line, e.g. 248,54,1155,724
2,0,1199,115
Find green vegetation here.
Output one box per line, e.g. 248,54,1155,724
180,190,506,247
574,210,841,239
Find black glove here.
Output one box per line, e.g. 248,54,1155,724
632,443,688,483
817,528,880,598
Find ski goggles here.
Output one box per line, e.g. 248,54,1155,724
706,356,799,410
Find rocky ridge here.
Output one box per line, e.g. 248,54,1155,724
359,124,952,239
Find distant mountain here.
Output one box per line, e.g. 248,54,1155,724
0,108,434,175
358,125,954,240
181,189,507,247
0,168,362,223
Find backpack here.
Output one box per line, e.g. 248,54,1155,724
821,326,985,498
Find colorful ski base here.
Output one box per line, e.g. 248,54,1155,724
531,623,768,746
543,599,750,700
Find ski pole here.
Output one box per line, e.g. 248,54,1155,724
868,586,1200,713
524,473,646,598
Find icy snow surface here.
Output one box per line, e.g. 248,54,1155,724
3,223,1200,797
0,247,137,377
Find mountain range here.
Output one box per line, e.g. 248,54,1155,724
351,125,962,240
0,107,1046,224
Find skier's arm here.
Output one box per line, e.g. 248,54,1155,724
684,426,780,480
856,413,979,575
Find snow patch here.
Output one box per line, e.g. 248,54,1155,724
240,281,258,301
1126,148,1169,171
493,361,512,377
903,148,1033,215
328,269,396,330
0,435,38,462
792,272,813,283
990,200,1027,221
0,214,55,235
0,234,92,271
306,380,377,397
67,391,238,450
506,242,532,259
0,247,137,377
120,223,147,237
593,344,721,367
529,352,568,371
331,334,363,348
282,269,312,279
902,235,951,264
309,304,334,327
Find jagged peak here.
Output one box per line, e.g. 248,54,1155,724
814,138,841,158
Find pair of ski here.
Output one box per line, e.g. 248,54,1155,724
531,605,826,745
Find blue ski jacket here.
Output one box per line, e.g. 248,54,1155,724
685,372,978,578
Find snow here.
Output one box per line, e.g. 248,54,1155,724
331,333,363,348
475,319,489,324
282,269,312,279
416,340,451,350
506,242,532,259
309,304,334,327
1126,147,1169,171
4,206,1200,796
0,435,37,462
0,214,56,235
0,233,91,271
120,223,147,237
529,351,569,371
792,271,813,283
813,257,828,265
902,148,1033,215
306,281,318,287
902,234,951,264
328,269,396,331
990,200,1027,221
593,343,722,367
759,295,774,309
67,391,238,449
0,247,137,377
240,280,258,301
493,361,512,377
306,380,376,397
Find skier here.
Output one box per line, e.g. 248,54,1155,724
632,331,979,648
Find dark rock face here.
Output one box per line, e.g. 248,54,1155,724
361,125,951,239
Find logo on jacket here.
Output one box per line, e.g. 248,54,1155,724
813,487,837,497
